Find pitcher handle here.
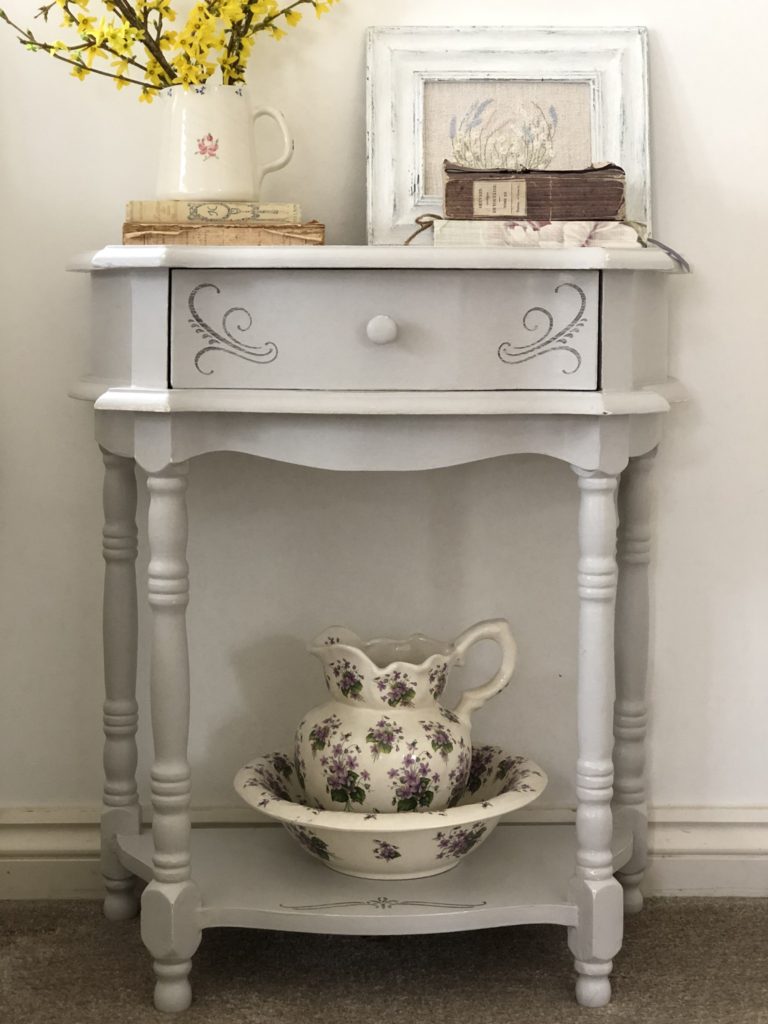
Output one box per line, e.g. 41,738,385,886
452,619,517,725
252,106,294,197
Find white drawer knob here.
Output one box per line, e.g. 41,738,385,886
366,314,399,345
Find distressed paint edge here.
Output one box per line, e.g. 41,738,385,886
366,26,651,244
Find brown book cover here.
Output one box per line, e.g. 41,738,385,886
122,220,324,246
443,162,626,221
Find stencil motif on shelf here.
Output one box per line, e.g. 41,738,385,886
280,896,488,912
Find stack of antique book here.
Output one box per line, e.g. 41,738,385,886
123,200,324,246
434,161,643,248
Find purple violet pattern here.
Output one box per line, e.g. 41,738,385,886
497,756,543,794
286,824,331,861
366,717,405,759
329,658,365,701
428,662,448,699
440,707,461,725
420,719,456,760
387,740,440,811
242,758,292,802
319,737,372,808
373,839,402,862
435,823,488,860
307,715,342,754
272,752,293,779
242,754,314,808
466,745,497,794
293,736,308,793
375,669,417,708
446,747,472,807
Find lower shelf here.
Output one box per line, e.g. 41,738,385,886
117,823,633,935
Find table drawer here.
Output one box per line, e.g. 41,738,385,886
170,269,599,391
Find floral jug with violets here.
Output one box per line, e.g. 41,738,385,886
295,620,517,814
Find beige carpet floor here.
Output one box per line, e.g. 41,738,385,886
0,898,766,1023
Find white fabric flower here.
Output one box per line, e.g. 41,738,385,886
502,223,543,246
501,220,642,248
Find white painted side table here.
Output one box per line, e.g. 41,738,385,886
70,244,685,1013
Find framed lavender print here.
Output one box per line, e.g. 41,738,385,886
366,27,650,245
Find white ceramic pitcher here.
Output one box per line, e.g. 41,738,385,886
294,619,518,814
155,85,293,201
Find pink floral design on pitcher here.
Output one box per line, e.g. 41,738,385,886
195,133,219,160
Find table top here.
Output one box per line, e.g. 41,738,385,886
69,244,684,274
80,384,680,417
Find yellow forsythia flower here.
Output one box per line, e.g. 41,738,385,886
3,0,343,99
76,15,97,34
219,0,245,24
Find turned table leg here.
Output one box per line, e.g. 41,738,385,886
140,463,202,1014
613,450,656,913
100,449,141,921
568,468,624,1008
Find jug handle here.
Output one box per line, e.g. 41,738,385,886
252,106,294,197
452,619,517,725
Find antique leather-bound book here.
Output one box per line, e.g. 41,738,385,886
443,162,626,221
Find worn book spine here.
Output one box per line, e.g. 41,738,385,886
122,221,324,246
124,200,302,224
443,165,626,221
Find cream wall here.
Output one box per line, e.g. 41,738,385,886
1,1,767,891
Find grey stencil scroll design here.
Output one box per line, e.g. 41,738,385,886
188,282,278,375
498,282,587,375
280,896,488,912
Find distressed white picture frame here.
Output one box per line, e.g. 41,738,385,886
366,27,651,245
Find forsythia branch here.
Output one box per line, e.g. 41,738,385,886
0,0,341,97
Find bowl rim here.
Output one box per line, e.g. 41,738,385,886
234,748,548,833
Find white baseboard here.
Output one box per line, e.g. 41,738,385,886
2,805,767,900
643,806,768,897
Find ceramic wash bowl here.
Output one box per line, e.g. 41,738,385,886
234,745,547,880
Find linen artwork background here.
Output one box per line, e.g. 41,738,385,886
422,78,593,195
